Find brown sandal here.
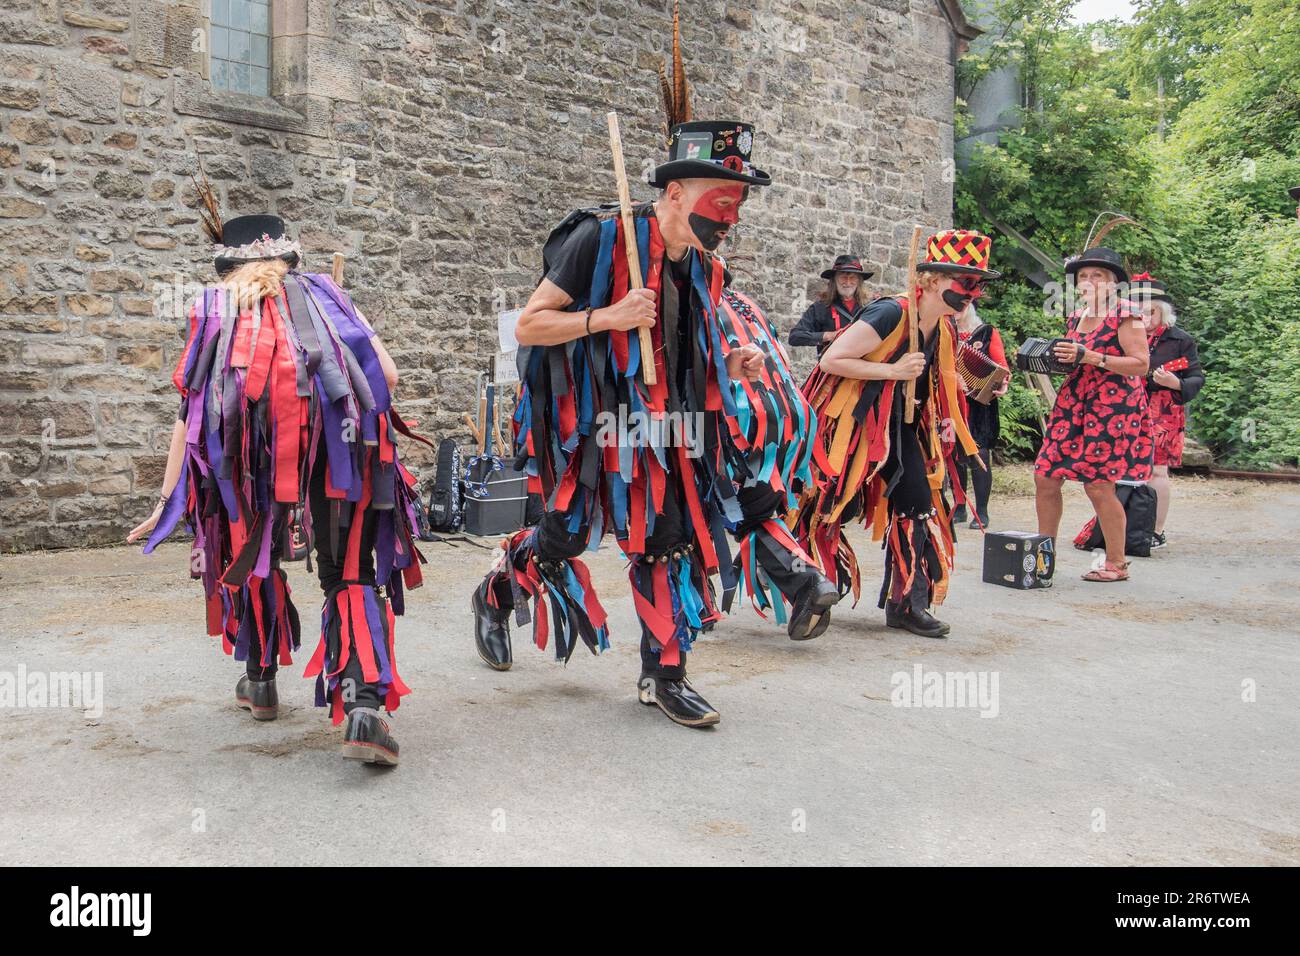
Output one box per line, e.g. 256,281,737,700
1083,559,1129,582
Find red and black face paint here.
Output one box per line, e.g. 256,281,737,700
687,183,748,251
941,275,987,312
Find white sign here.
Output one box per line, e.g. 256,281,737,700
497,307,522,353
496,350,520,385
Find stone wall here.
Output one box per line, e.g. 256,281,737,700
0,0,970,551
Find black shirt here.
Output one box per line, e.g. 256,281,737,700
542,210,697,414
859,297,939,407
789,299,864,353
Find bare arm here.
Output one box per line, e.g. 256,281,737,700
1082,317,1149,377
515,278,655,347
371,334,399,391
127,418,187,542
818,320,921,382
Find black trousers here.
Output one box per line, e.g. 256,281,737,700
878,422,933,519
954,446,992,517
530,478,785,679
246,462,382,713
875,422,941,611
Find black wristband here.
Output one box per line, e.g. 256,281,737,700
584,307,595,336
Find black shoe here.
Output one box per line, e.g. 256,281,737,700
952,504,967,524
885,602,951,639
341,707,400,766
235,675,279,720
1150,531,1167,550
637,674,720,728
471,579,513,671
787,573,840,641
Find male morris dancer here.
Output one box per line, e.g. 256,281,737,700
791,231,997,638
470,32,836,727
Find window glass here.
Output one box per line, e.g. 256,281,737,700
211,0,271,96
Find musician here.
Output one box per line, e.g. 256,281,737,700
789,255,877,354
1132,274,1204,549
953,302,1008,528
791,230,995,639
1034,247,1151,582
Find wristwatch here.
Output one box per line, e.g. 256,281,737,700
1098,354,1107,371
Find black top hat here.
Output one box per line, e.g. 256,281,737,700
1065,246,1128,284
649,121,772,189
1129,273,1172,304
1289,186,1300,201
820,255,874,280
213,214,301,276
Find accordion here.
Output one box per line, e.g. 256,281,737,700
1015,337,1078,375
955,342,1010,404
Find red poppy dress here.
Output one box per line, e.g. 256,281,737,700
1034,308,1153,483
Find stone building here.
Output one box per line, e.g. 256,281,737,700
0,0,975,551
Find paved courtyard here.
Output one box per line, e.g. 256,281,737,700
1,467,1296,865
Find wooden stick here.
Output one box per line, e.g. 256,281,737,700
903,225,923,423
463,413,483,447
476,393,487,456
331,252,345,285
606,111,658,386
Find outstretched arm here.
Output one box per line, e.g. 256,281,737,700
127,418,186,543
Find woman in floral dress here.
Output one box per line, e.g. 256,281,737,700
1034,247,1151,581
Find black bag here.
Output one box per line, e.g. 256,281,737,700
1073,483,1157,557
426,438,464,532
462,455,529,537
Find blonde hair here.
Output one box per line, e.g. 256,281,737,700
1154,299,1177,327
223,258,291,310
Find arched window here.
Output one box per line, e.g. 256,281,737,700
210,0,271,97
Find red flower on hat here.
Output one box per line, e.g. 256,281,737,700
1131,272,1152,281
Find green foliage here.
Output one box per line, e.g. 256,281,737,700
955,0,1300,468
1187,222,1300,467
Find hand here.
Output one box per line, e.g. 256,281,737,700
127,503,164,543
993,377,1010,398
1053,340,1083,365
1151,366,1179,388
891,351,926,381
595,288,656,333
727,343,765,383
822,330,836,342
